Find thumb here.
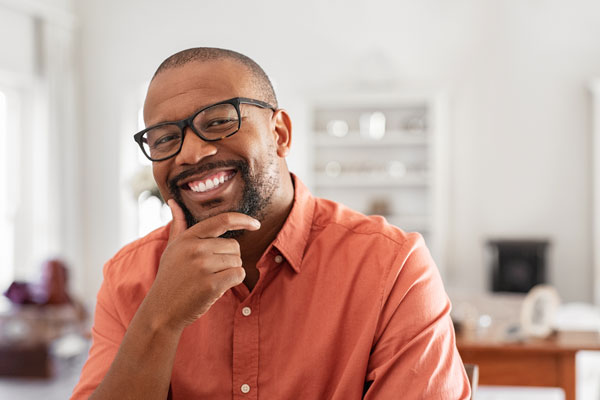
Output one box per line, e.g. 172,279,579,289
167,199,187,242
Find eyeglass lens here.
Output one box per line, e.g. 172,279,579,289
141,103,240,160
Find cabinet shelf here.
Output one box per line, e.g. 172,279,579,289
315,131,428,147
315,174,429,188
310,90,447,274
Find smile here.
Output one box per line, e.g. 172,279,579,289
185,170,237,193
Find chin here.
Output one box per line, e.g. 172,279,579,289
182,196,243,228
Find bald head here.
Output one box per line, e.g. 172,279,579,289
152,47,278,108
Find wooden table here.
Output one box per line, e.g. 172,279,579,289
457,330,600,400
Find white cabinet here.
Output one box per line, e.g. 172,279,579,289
309,92,448,274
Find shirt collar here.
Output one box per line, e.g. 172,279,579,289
270,174,315,273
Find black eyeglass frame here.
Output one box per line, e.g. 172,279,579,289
133,97,276,161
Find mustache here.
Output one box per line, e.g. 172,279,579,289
167,160,247,195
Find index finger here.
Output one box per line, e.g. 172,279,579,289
186,212,261,239
167,199,188,244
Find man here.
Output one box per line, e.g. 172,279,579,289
72,48,470,399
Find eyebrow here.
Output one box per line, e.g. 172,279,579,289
145,99,227,128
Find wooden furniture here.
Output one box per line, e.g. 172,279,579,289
457,330,600,400
0,299,85,377
0,342,49,377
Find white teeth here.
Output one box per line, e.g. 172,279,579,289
190,181,207,193
189,172,235,193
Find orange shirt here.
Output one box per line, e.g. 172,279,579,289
72,176,470,399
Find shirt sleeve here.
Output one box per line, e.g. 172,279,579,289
70,263,126,399
363,233,471,400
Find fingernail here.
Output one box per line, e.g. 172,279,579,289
252,219,261,229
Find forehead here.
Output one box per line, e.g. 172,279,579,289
143,59,256,125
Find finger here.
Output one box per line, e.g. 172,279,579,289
203,254,243,273
210,238,241,255
187,212,261,239
182,237,240,256
168,199,188,242
213,266,246,292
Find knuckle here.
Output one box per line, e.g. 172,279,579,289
223,256,241,268
222,255,241,269
227,238,241,252
192,241,210,255
231,266,246,282
215,268,244,291
192,245,205,258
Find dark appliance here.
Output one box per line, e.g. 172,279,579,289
487,239,549,293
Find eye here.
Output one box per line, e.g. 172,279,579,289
154,134,179,146
207,117,237,127
151,133,180,148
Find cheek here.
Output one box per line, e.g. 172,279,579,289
152,163,171,195
236,121,278,159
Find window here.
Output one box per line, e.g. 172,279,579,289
0,3,79,292
135,105,171,237
0,89,14,290
119,85,171,245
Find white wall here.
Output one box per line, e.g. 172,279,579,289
74,0,600,302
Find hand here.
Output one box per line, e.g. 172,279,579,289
146,200,261,331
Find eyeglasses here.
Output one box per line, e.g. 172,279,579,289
134,97,276,161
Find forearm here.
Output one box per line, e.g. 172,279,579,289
89,296,183,400
88,210,254,399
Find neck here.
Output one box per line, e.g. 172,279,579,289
237,173,294,273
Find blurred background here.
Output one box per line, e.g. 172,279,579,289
1,0,600,398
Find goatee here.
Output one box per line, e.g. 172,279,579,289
167,159,277,238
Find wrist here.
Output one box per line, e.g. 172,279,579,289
134,293,186,339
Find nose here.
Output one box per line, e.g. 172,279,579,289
174,127,218,165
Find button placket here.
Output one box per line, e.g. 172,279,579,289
233,299,259,399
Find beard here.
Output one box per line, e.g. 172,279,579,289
167,157,278,238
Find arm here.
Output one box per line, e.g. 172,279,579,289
70,274,128,399
70,264,186,400
72,201,261,400
363,234,470,399
86,292,184,400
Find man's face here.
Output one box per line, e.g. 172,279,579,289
143,60,285,231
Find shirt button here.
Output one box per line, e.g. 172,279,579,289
242,307,252,317
274,255,283,264
241,384,251,393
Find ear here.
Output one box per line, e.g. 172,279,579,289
271,109,292,158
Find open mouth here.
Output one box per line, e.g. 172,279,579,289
180,169,237,194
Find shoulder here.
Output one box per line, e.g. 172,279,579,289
103,224,171,282
311,196,417,249
311,197,437,289
111,223,170,262
307,197,431,286
304,197,438,314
